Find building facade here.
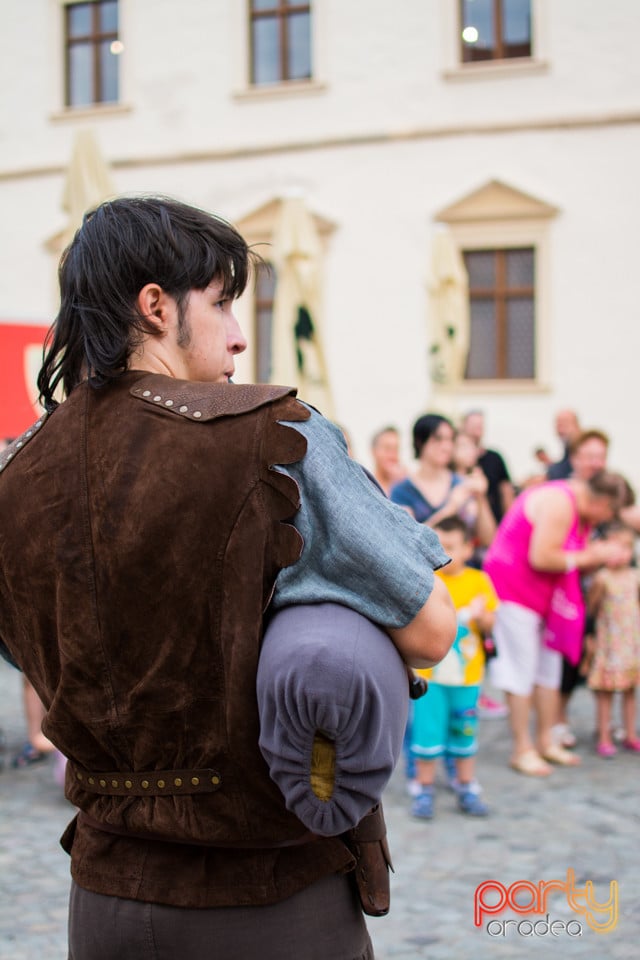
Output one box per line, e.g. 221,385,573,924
1,0,639,485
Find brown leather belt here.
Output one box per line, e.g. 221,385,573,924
70,763,222,796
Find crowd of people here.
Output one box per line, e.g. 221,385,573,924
5,403,640,819
368,407,640,816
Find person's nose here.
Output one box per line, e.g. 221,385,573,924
228,311,247,355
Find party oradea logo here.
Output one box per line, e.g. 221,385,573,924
474,869,618,938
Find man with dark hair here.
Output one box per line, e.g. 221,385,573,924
0,196,454,959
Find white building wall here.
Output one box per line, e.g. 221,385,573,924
1,0,639,486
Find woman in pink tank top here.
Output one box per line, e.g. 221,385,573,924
483,473,626,777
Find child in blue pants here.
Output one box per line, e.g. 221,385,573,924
410,517,498,819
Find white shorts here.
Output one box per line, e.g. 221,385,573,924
489,602,562,696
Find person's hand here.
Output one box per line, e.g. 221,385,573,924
584,540,628,569
579,635,596,677
447,483,473,512
463,468,488,498
468,596,487,620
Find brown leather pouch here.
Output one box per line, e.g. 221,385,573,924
343,802,394,917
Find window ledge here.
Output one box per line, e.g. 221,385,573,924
233,79,327,102
442,58,550,83
438,379,550,395
49,102,133,123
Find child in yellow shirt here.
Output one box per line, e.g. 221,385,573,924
411,516,498,819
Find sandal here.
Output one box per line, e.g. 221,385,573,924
11,743,45,769
541,743,581,767
510,749,552,777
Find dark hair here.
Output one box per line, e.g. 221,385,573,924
412,413,453,458
37,196,255,411
433,515,471,540
601,518,636,540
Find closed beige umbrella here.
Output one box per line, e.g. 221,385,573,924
43,130,116,403
270,196,334,418
428,226,470,414
60,129,116,246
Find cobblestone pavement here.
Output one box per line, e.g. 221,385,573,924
1,660,638,959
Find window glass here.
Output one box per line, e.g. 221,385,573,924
287,12,312,80
464,246,535,379
256,309,273,382
68,42,93,106
100,0,119,32
66,1,120,107
257,264,277,300
461,0,494,59
252,17,280,84
68,3,92,37
465,251,495,289
466,300,497,379
255,264,276,382
506,248,534,287
504,0,531,46
461,0,531,62
100,40,119,102
250,1,312,84
507,297,535,377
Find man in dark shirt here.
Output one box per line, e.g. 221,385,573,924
460,410,514,524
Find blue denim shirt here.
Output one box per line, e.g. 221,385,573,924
273,407,450,628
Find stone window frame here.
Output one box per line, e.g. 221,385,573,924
440,0,549,82
50,0,131,120
435,179,558,394
64,0,120,107
248,0,312,87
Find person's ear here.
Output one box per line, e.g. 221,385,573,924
136,283,172,332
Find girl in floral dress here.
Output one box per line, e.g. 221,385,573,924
587,522,640,757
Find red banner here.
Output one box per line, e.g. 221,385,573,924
0,323,51,440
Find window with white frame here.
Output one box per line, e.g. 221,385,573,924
463,247,535,380
64,0,121,107
249,0,312,86
436,179,557,388
460,0,532,63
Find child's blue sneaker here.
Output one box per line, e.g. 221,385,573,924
411,786,435,820
458,785,489,817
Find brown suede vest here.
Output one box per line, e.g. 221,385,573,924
0,371,353,906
